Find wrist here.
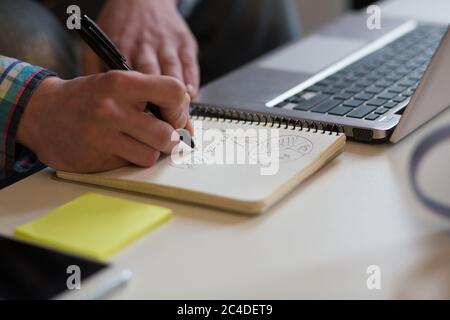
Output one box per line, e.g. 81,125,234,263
16,76,65,152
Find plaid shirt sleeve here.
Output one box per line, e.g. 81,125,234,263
0,55,55,179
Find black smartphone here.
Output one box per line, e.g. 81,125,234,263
0,235,131,300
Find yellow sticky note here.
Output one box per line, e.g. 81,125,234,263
15,193,172,261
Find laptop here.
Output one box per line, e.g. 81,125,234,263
192,11,450,143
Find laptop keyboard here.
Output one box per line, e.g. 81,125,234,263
274,25,448,121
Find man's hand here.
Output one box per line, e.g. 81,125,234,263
84,0,200,97
17,72,190,173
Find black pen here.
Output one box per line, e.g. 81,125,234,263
76,14,194,148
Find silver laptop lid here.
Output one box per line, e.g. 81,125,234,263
390,26,450,143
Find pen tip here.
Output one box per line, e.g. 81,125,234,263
178,129,195,149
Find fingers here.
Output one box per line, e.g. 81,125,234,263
121,112,180,154
133,45,161,75
179,43,200,97
104,71,175,103
104,71,190,130
157,40,199,97
159,91,190,131
157,40,200,97
182,89,194,136
114,133,161,168
159,46,183,81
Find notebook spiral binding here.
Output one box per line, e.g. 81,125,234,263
190,104,344,136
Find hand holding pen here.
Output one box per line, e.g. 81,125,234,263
77,14,195,148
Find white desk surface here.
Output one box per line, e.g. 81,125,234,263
1,0,449,299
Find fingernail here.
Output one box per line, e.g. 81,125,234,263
186,83,196,96
171,130,181,143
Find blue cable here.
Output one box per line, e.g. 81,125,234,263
410,125,450,218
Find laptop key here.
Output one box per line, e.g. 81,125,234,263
409,73,423,81
365,72,380,81
333,81,351,89
355,79,373,87
286,95,304,103
301,91,317,100
402,89,415,97
375,107,389,115
375,79,394,88
294,94,331,111
275,101,288,108
322,87,341,95
345,74,360,81
367,98,388,106
411,83,420,90
365,86,384,94
311,99,341,114
387,85,406,93
333,92,354,100
343,99,364,108
376,67,391,76
386,73,404,81
383,101,398,109
354,92,374,101
365,113,380,121
344,85,363,94
394,68,410,76
377,92,397,100
392,95,407,103
328,105,353,116
347,105,377,119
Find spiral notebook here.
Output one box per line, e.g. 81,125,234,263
56,109,346,214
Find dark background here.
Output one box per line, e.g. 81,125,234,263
353,0,378,9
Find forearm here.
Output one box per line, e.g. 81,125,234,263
0,55,54,179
